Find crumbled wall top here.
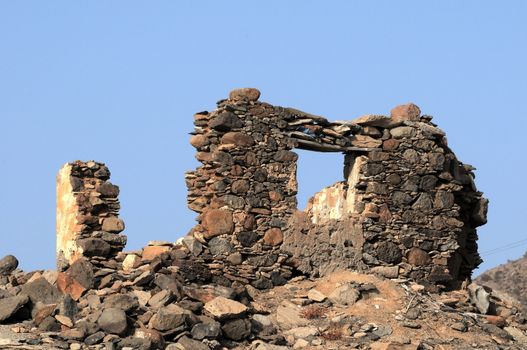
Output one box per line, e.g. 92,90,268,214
185,88,488,290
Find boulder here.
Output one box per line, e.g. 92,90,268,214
209,112,243,131
191,321,221,340
390,103,421,122
103,293,139,312
101,216,125,233
467,283,491,314
229,88,261,101
222,318,252,341
142,245,171,261
149,304,190,331
204,296,247,320
77,238,111,257
21,278,62,305
0,294,29,322
122,254,142,272
0,255,18,276
97,308,128,335
328,282,360,306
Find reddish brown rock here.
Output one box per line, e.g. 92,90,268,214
201,209,234,239
190,134,208,149
142,246,171,261
221,132,254,147
382,139,400,151
269,191,282,202
390,103,421,122
486,315,506,327
228,88,261,101
101,216,125,233
407,248,431,266
350,135,383,148
231,179,250,194
263,228,283,246
57,272,87,301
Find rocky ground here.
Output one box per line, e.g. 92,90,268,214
476,253,527,311
2,251,527,350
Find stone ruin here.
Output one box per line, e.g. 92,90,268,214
54,88,489,292
56,161,126,272
0,88,500,350
183,88,488,290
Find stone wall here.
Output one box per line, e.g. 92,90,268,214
283,107,489,289
185,88,488,290
56,161,126,271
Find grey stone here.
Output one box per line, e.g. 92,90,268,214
175,336,210,350
209,111,243,131
392,191,414,206
208,237,234,256
390,126,415,139
412,193,433,211
472,198,489,227
467,283,491,314
0,294,29,322
84,331,105,345
0,255,18,276
97,182,120,197
21,278,62,305
181,236,203,256
222,318,252,341
97,308,128,335
38,316,61,331
328,283,360,306
59,295,78,319
149,304,189,331
434,191,455,210
118,337,152,350
77,238,111,257
420,175,438,190
67,258,94,289
375,241,403,264
148,290,174,308
103,293,139,312
191,321,221,340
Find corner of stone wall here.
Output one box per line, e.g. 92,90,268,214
56,161,126,272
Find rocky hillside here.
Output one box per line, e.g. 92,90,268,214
2,252,527,350
476,253,527,310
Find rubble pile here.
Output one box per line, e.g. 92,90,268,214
2,256,527,349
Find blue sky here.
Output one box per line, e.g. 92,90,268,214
0,1,526,275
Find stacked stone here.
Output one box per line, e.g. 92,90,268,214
285,108,382,152
185,88,299,289
56,161,126,272
185,89,488,290
283,104,488,289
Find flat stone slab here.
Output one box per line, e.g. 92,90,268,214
0,295,29,322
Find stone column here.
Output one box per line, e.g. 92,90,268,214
56,161,126,271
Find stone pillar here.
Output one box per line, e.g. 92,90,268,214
56,161,126,271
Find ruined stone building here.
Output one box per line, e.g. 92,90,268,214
56,88,488,291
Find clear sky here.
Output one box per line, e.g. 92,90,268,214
1,1,526,275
